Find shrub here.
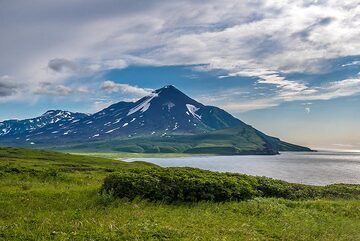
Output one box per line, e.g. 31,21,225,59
101,168,261,202
101,168,360,203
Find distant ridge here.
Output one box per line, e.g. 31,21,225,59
0,110,88,138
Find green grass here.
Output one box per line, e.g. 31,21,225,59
1,147,360,240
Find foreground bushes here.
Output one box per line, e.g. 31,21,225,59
101,168,360,202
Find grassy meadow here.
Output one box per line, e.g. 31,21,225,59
1,147,360,240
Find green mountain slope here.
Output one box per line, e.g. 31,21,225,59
58,125,312,154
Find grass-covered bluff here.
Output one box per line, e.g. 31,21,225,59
1,147,360,240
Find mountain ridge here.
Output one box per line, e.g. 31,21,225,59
0,110,88,138
0,85,312,154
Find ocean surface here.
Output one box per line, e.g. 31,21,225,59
125,151,360,185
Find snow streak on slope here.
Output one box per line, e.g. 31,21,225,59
127,92,159,116
186,104,201,119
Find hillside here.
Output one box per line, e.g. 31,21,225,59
59,125,311,154
1,147,359,240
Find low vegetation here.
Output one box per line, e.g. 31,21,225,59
102,168,360,203
1,147,360,240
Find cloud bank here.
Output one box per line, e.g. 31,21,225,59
0,0,359,111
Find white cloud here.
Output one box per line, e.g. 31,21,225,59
283,77,360,102
341,61,360,67
0,0,359,109
100,81,152,96
198,76,360,113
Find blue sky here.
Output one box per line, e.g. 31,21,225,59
0,0,359,150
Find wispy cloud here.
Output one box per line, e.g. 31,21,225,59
34,83,89,96
199,76,360,113
341,61,360,67
0,0,359,110
332,143,354,148
100,81,152,96
197,88,279,112
219,99,280,112
283,77,360,102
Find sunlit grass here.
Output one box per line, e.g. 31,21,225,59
1,147,360,240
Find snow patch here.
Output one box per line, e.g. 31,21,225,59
127,92,158,116
106,127,120,133
186,104,201,119
113,118,122,124
122,123,128,127
164,102,175,111
173,123,179,130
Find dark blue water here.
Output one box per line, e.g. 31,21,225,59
125,151,360,185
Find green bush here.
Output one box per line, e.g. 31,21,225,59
101,168,260,202
101,168,360,203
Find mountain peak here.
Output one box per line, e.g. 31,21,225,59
152,85,194,101
155,85,180,94
161,84,176,89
